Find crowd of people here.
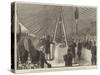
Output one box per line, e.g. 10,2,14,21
39,35,97,67
64,39,96,66
17,34,97,69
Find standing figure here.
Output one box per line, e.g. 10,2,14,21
18,38,28,69
64,46,73,66
45,35,51,60
91,41,96,65
77,40,82,61
70,40,76,63
40,50,52,68
39,46,52,68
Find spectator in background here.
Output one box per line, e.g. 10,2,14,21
91,41,96,65
77,40,82,60
39,46,52,68
70,40,76,63
64,46,73,66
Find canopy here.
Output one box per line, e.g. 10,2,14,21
16,3,96,39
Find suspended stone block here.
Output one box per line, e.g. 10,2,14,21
79,48,92,66
54,43,68,63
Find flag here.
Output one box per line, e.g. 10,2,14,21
75,7,79,19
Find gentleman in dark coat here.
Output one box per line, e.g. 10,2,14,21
44,35,51,60
63,54,68,66
72,41,76,57
64,47,73,66
28,38,51,68
70,40,76,63
28,39,40,64
67,49,73,66
18,38,28,64
91,41,96,65
40,50,51,68
45,35,51,54
77,41,82,60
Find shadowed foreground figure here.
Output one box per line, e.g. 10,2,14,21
69,40,76,63
40,50,51,68
64,47,73,67
17,38,28,69
28,39,51,68
77,41,82,60
18,38,28,64
91,42,96,65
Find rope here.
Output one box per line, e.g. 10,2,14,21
53,16,59,42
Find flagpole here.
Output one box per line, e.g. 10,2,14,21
75,19,78,35
75,7,79,36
